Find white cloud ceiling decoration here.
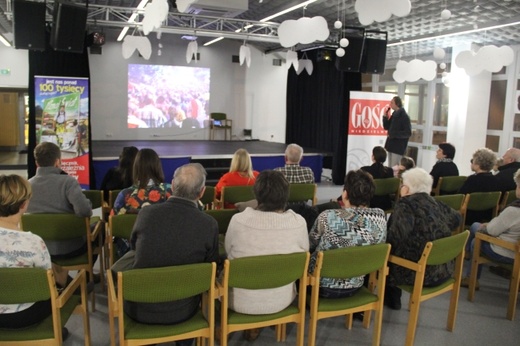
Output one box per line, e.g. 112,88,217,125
239,45,251,68
286,51,299,71
122,36,152,60
455,45,514,76
176,0,196,13
296,59,313,75
355,0,411,26
278,16,330,48
186,40,198,63
393,59,437,83
142,0,169,35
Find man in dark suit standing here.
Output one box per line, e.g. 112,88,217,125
383,96,412,167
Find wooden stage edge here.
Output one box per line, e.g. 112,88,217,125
92,140,333,160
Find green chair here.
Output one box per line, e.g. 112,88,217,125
83,189,110,222
220,185,255,209
21,214,103,311
204,209,239,257
462,191,502,227
210,112,232,140
107,214,139,268
107,262,216,346
288,183,318,205
307,243,391,346
108,189,123,211
389,231,469,346
434,194,466,234
0,268,90,345
219,252,309,346
373,177,401,214
468,233,520,320
432,176,467,196
200,185,216,210
499,189,517,213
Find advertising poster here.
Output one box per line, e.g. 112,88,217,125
34,76,90,188
346,91,393,172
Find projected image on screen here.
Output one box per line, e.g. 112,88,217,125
128,64,210,129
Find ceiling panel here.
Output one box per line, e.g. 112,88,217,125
0,0,519,62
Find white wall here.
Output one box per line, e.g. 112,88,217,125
0,45,28,88
0,31,289,142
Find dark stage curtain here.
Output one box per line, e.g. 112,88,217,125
286,50,361,185
27,33,91,185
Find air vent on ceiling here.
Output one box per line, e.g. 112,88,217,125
184,0,248,18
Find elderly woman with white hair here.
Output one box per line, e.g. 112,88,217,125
385,168,461,310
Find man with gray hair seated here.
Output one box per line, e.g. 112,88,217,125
127,163,219,346
275,143,315,183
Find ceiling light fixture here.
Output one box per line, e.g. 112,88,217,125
117,0,150,42
0,33,11,47
204,0,318,47
388,19,520,47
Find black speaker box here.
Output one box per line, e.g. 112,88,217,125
335,35,365,72
50,0,88,53
360,38,387,74
13,0,46,50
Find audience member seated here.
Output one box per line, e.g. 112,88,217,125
225,170,309,341
385,168,461,310
26,142,92,259
430,142,459,189
308,170,386,298
461,168,520,288
215,148,259,208
394,156,415,178
128,163,219,346
458,148,500,225
112,148,172,215
274,143,315,183
495,148,520,191
361,146,394,179
100,146,138,201
0,174,67,337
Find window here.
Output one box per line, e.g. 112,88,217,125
487,80,507,130
433,83,449,126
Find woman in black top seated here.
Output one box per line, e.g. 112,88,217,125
430,142,459,189
459,148,500,224
100,146,138,201
360,146,394,210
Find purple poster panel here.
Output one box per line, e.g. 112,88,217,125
34,76,90,188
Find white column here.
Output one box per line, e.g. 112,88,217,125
447,43,492,176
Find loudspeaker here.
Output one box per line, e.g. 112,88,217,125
335,35,365,72
50,0,88,53
360,38,387,74
13,0,46,50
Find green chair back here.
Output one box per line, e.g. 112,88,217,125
109,189,123,209
0,267,50,304
437,176,467,195
210,112,227,121
373,177,400,196
200,185,216,209
320,243,391,279
82,189,104,209
427,231,470,266
204,209,238,235
121,263,215,303
109,214,138,239
22,213,89,240
288,183,317,205
434,194,465,211
221,185,255,207
226,252,308,289
466,191,502,211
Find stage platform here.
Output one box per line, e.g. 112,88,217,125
92,140,331,160
91,140,333,187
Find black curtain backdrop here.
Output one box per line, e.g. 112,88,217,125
27,31,92,186
286,50,361,185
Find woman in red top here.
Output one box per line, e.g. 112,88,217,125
216,149,259,207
